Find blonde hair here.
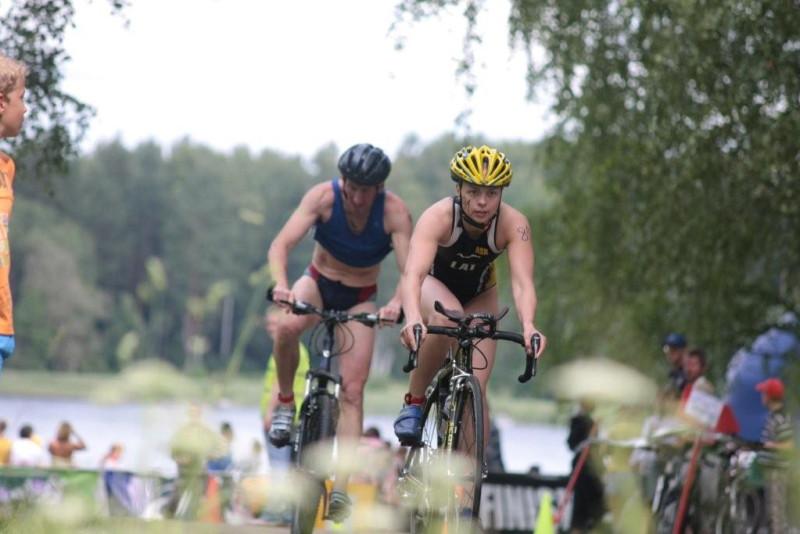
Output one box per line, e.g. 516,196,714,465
0,55,28,97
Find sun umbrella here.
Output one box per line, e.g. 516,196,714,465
547,356,658,405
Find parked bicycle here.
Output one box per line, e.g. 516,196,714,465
652,431,763,534
713,437,764,534
396,301,540,533
266,288,391,534
651,434,703,534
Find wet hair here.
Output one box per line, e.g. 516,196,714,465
0,55,28,97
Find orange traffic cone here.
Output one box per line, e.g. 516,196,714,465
201,474,223,523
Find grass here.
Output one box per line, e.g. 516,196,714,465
1,369,560,424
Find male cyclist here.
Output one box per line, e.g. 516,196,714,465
394,145,547,445
267,143,412,520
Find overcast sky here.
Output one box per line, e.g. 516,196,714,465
62,0,554,159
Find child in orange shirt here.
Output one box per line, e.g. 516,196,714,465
0,54,28,378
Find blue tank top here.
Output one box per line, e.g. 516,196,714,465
313,179,393,268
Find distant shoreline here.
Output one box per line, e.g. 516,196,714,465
0,370,560,424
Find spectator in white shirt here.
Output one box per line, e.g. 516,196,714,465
9,424,46,467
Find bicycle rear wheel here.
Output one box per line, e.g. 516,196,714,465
291,392,338,534
442,375,484,533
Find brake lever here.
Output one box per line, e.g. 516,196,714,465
517,333,541,383
402,324,423,373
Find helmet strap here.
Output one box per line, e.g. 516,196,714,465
455,192,499,232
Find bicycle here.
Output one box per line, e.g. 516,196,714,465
652,432,762,534
713,437,764,534
651,435,703,534
266,288,390,534
396,301,540,533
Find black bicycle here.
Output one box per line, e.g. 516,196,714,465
652,432,763,534
266,288,390,534
397,301,540,533
713,437,764,534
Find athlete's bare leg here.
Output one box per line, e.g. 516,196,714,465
406,275,463,399
332,299,377,495
273,275,321,399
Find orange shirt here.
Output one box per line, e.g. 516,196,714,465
0,153,14,335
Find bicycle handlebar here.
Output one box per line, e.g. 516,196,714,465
402,302,541,383
266,287,384,327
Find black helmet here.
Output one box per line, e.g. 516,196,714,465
337,143,391,185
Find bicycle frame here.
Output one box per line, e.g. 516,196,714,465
399,301,540,533
299,318,341,417
266,289,383,533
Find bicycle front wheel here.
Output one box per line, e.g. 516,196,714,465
401,378,445,534
291,392,338,534
443,375,484,532
296,391,338,471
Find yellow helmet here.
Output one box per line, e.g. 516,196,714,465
449,145,513,187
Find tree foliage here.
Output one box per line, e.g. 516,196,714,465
0,0,126,180
399,0,800,375
8,137,550,386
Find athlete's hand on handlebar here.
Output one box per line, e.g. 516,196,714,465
523,325,547,358
400,321,426,352
378,298,403,326
268,285,295,308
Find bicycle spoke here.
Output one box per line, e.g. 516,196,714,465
400,382,446,533
443,376,484,533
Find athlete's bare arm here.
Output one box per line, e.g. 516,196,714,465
399,198,452,349
499,203,547,356
379,192,414,322
267,182,332,301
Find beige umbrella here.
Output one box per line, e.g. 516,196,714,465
548,356,658,405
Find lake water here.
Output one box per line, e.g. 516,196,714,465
0,396,571,477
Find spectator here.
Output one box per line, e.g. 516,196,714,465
680,346,714,407
237,439,262,477
48,421,87,468
9,424,46,467
756,378,794,534
166,404,227,519
101,443,123,470
0,54,27,380
566,398,605,534
206,421,234,472
0,419,10,465
662,332,688,400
